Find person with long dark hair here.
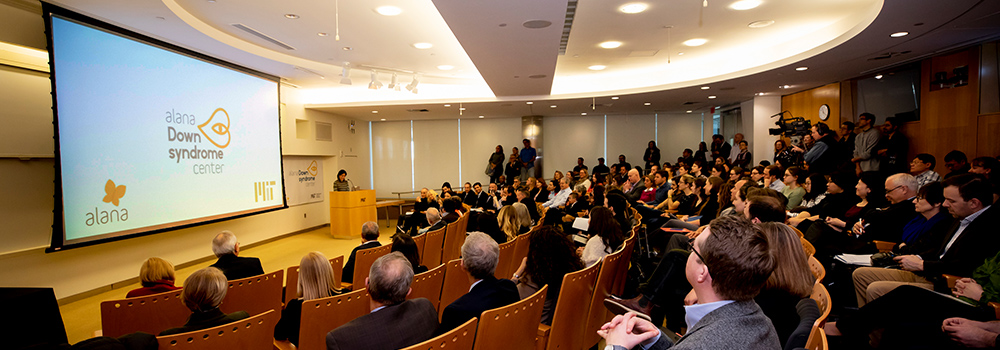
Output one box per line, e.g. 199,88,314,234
488,145,504,184
511,226,584,325
582,207,626,266
797,173,828,210
643,141,660,174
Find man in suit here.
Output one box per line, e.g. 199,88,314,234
599,216,779,350
849,173,919,246
622,169,645,203
464,182,487,209
438,232,520,333
516,187,540,222
853,174,1000,306
342,221,380,284
441,196,463,223
209,230,264,280
418,208,446,235
326,252,438,350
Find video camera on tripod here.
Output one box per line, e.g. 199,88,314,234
768,111,812,147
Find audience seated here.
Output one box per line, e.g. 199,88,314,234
325,252,438,350
515,187,540,222
274,252,341,346
892,181,954,255
599,216,779,350
441,197,463,223
853,174,999,307
209,230,264,280
581,207,626,267
159,267,249,336
438,232,520,333
944,150,972,179
342,221,381,284
794,173,828,210
849,173,919,246
126,257,181,298
483,209,509,244
753,222,815,345
398,188,439,233
392,234,428,274
542,178,571,208
806,171,886,260
788,171,857,232
511,225,584,325
511,202,533,232
764,164,785,192
781,166,806,209
911,153,942,188
418,207,445,235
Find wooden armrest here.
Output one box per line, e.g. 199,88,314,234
873,240,897,253
665,210,678,214
989,302,1000,320
341,282,353,291
274,339,297,350
536,324,550,337
536,324,551,350
943,274,961,289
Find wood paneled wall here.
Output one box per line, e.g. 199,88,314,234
781,83,841,130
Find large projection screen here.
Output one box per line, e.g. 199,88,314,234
45,4,286,251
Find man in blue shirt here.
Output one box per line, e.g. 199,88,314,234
519,139,536,182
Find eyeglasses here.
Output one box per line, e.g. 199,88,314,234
689,245,710,269
885,185,903,194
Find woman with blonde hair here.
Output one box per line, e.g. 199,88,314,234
127,257,181,298
160,267,248,335
274,252,340,345
511,202,533,231
498,205,520,241
755,222,815,345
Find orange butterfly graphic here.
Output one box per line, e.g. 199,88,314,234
102,179,127,206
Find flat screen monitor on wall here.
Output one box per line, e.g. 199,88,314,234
44,4,286,251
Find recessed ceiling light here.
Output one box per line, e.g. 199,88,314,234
599,41,623,49
459,107,466,111
526,102,533,105
412,43,433,49
371,111,378,114
757,92,765,96
375,6,402,16
780,85,791,89
444,104,451,107
550,105,557,108
380,118,386,121
686,110,693,113
748,20,775,28
588,65,607,71
581,113,588,115
318,32,329,37
708,95,717,99
479,116,484,118
644,102,651,106
677,52,685,55
284,14,299,19
437,65,454,70
683,38,708,47
729,0,761,10
611,96,620,100
701,86,710,90
620,3,648,14
342,47,353,51
890,31,909,37
795,66,808,71
875,74,884,79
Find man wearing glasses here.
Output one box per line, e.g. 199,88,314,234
849,173,919,246
598,216,779,350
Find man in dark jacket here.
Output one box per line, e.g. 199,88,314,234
209,230,264,280
342,221,381,284
438,233,520,333
800,122,840,175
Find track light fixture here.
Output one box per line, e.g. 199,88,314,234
339,64,352,85
368,70,383,90
388,73,400,91
405,74,419,94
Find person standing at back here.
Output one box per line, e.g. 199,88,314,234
519,139,536,182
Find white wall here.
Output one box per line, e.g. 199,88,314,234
657,113,705,164
607,114,656,170
458,118,523,186
413,120,460,191
543,115,605,176
752,96,782,163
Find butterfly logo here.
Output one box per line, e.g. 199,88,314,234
102,179,126,207
308,160,319,176
198,108,231,148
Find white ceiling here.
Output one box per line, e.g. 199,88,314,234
35,0,1000,120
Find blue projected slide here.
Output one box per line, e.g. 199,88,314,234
49,13,285,248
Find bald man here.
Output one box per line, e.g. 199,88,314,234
623,169,645,203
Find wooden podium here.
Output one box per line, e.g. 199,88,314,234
329,190,376,239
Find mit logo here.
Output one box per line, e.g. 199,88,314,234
255,181,276,202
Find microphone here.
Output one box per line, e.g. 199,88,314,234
347,178,355,191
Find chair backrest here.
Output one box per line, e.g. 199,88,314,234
784,298,820,350
155,309,278,350
472,285,548,350
443,219,466,262
422,226,447,267
612,232,637,296
285,256,346,304
584,246,629,348
100,289,189,338
297,288,370,350
873,240,896,253
810,282,831,328
409,263,446,311
438,259,472,320
494,239,517,279
546,261,601,350
413,233,428,266
400,317,478,350
801,237,816,257
807,256,825,282
220,270,283,318
351,244,393,290
803,324,828,350
511,233,531,274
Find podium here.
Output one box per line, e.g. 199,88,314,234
329,190,376,239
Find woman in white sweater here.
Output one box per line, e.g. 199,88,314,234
581,206,626,266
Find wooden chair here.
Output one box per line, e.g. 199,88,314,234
803,324,828,350
511,233,531,275
944,274,1000,318
284,256,345,305
873,240,897,253
472,285,548,350
296,288,370,350
612,232,637,296
219,270,283,318
808,256,826,282
584,246,629,348
156,310,278,350
100,289,188,338
443,218,467,262
810,282,832,328
536,261,601,350
409,263,446,311
401,317,478,350
438,259,472,320
343,244,392,290
413,233,428,265
494,239,517,279
801,237,816,257
422,226,447,267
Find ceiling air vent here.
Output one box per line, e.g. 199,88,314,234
406,109,430,113
868,50,911,61
231,23,296,50
682,101,698,105
558,0,578,55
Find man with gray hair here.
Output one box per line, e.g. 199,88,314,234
438,232,520,333
852,173,919,246
418,207,445,235
326,252,438,350
342,221,381,284
209,230,264,280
